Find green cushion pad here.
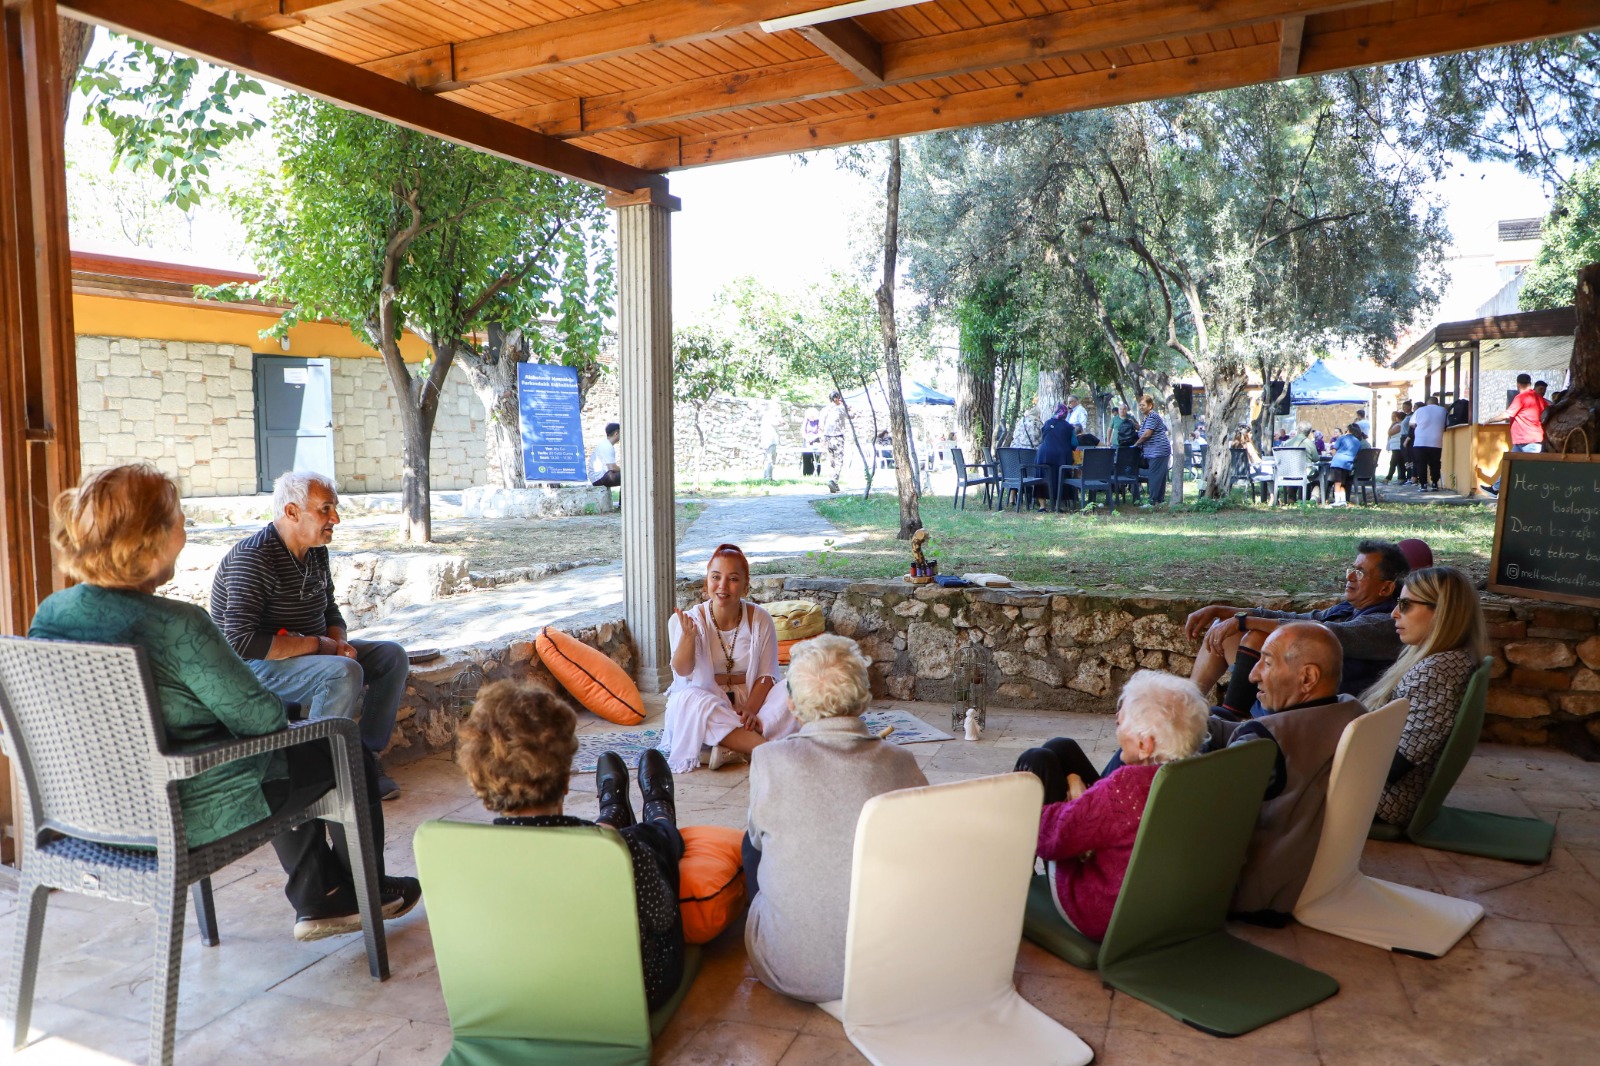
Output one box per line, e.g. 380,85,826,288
1100,933,1339,1037
1409,806,1555,865
1022,872,1102,970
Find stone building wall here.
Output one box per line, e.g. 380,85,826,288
1480,596,1600,750
76,334,485,496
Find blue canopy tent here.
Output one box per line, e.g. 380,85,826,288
844,379,955,407
1289,359,1368,405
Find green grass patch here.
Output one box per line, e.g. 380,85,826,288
771,495,1496,597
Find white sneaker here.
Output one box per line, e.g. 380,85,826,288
708,745,744,770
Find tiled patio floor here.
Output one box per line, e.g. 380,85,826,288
5,698,1600,1064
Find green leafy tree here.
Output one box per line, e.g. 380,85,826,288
1520,162,1600,311
215,97,611,540
75,35,265,211
726,274,885,497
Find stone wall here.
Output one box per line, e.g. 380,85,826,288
1481,596,1600,751
76,334,486,496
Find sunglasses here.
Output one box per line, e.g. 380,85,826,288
1395,596,1435,614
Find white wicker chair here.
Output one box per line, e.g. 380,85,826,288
0,637,390,1066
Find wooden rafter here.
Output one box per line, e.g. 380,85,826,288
1279,16,1305,78
190,0,387,32
496,0,1373,140
660,0,1600,169
59,0,666,193
796,19,883,85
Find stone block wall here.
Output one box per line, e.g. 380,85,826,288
77,336,259,496
76,334,486,496
1480,596,1600,750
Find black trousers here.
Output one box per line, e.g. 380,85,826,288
624,818,685,897
1413,445,1442,487
264,739,387,916
1014,738,1102,806
591,470,621,488
1384,450,1405,480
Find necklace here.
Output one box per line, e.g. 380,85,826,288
713,608,739,703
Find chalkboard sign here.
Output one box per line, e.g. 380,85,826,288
1488,453,1600,608
517,363,588,483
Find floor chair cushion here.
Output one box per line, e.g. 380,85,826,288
536,626,645,725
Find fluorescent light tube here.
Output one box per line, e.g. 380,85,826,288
760,0,924,34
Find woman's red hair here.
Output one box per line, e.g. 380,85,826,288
707,542,750,580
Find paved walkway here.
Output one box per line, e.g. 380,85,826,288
354,494,855,649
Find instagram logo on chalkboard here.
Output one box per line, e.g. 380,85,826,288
1506,564,1519,579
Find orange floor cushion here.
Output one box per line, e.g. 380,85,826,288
534,626,645,725
777,637,803,665
678,824,747,944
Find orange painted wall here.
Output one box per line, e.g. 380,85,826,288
72,293,433,363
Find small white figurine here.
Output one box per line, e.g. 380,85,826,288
963,707,981,741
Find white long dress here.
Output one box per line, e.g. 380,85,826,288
659,600,800,773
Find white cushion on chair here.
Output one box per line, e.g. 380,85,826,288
1294,699,1483,956
834,773,1094,1066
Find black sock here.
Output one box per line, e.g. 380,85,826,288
1220,645,1263,716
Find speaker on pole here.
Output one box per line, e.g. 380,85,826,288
1173,384,1194,416
1266,380,1291,416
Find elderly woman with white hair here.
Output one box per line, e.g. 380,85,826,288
1013,670,1209,940
743,634,927,1003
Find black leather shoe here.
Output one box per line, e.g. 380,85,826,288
637,748,676,826
596,752,635,828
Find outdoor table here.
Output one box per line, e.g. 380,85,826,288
1313,456,1333,502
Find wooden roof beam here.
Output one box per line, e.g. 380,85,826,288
670,0,1600,169
61,0,668,192
1278,16,1305,78
534,0,1372,139
399,0,1367,90
191,0,388,32
796,18,883,85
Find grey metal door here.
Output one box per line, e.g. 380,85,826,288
254,356,335,492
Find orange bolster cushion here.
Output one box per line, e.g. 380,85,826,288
534,626,645,726
777,637,803,665
677,824,747,945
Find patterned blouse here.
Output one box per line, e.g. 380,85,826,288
1376,647,1478,826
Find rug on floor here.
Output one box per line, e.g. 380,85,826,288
570,709,952,773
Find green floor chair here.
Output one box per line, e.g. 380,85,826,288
1367,657,1555,864
1022,741,1339,1036
414,820,700,1066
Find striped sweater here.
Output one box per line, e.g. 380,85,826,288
209,523,346,660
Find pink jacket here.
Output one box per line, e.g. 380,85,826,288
1038,763,1159,940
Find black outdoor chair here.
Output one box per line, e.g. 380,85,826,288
1228,447,1254,492
1061,448,1117,511
1271,447,1312,504
997,447,1048,512
1351,447,1382,505
951,446,998,510
0,638,389,1066
1110,446,1144,504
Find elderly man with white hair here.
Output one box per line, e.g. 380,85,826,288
743,634,927,1004
210,470,409,800
1013,670,1209,940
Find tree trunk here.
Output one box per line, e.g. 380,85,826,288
957,346,995,460
458,336,525,489
1545,261,1600,454
1037,368,1066,420
58,21,93,128
877,140,921,540
1200,364,1251,498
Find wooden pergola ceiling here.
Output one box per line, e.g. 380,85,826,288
66,0,1600,191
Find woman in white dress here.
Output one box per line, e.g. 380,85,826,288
660,543,800,772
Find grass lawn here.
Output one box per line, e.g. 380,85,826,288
778,495,1496,596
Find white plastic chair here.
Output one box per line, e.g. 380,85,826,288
1293,699,1484,957
819,773,1094,1066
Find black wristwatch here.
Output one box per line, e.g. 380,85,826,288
1235,611,1250,633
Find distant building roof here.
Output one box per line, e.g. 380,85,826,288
1498,218,1542,242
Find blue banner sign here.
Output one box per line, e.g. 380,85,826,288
518,363,587,483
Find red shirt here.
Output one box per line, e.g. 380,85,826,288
1506,390,1548,446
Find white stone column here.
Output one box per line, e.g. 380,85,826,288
608,187,680,692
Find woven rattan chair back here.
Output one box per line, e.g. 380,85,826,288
0,639,171,849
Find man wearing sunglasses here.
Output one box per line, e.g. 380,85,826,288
1185,539,1408,717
